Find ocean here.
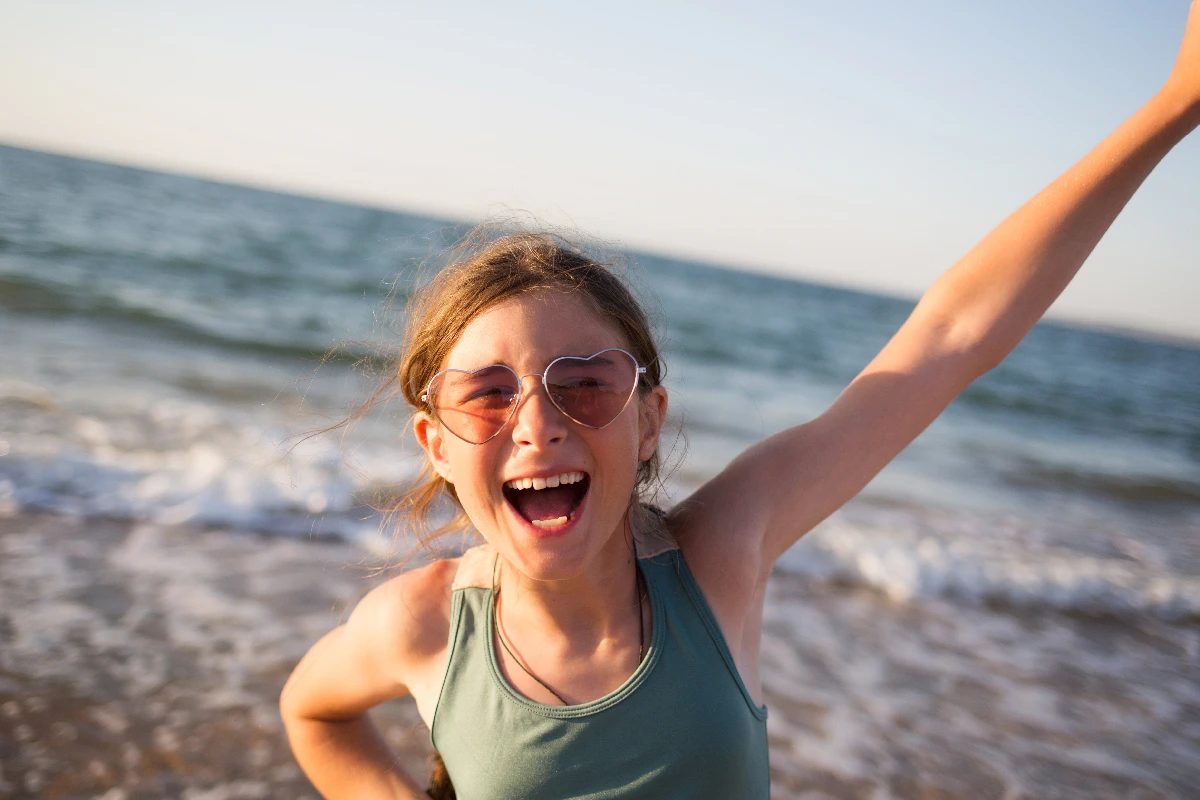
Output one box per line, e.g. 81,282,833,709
2,143,1199,798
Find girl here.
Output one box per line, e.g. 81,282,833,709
282,7,1200,798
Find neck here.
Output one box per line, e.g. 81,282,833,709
496,516,641,647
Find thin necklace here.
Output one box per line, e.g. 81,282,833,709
492,549,645,707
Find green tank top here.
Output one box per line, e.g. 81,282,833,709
430,537,770,799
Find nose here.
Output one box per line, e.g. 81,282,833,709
510,375,568,447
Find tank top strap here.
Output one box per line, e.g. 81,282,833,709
632,505,679,558
450,543,497,591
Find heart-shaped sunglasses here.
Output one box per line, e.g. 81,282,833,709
421,348,647,444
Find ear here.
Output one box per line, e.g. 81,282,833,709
637,386,669,462
414,412,454,484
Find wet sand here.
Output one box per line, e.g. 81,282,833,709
0,515,432,799
2,513,1197,798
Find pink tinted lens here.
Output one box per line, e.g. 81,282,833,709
428,364,520,443
544,350,639,428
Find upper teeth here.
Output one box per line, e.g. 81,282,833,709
504,472,585,491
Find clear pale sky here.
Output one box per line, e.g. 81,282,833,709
3,1,1198,339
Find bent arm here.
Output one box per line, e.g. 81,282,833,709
682,6,1200,575
281,626,426,799
280,564,453,799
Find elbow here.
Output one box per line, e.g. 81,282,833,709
966,322,1028,376
279,671,311,733
279,690,327,753
964,336,1011,377
279,688,300,736
913,308,1005,381
910,282,1026,378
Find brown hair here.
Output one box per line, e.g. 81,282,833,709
350,229,669,555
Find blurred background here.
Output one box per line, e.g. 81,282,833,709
2,2,1199,798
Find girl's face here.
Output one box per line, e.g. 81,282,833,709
414,290,667,581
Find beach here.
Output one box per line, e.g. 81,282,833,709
3,144,1200,797
0,513,432,798
4,511,1198,799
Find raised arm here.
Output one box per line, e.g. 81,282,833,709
680,4,1200,574
280,560,455,799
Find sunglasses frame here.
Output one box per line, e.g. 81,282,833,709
420,347,647,444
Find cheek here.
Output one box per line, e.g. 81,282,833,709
442,445,497,512
594,425,643,494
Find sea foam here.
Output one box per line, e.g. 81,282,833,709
778,510,1200,621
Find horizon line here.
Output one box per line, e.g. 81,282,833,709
6,137,1197,351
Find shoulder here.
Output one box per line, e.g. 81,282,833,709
346,557,460,672
666,421,825,576
281,557,461,721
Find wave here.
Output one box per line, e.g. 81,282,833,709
777,514,1200,622
0,274,373,364
1000,462,1200,505
6,388,1199,624
1,235,410,298
0,391,419,548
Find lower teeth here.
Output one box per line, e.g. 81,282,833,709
531,515,569,529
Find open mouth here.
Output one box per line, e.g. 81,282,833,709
502,471,590,530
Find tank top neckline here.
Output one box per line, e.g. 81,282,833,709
480,551,668,719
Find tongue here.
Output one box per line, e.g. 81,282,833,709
511,485,580,522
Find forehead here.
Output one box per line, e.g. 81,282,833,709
445,290,628,369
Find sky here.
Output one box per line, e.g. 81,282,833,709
2,0,1198,339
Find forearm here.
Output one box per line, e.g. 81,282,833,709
918,88,1199,370
284,713,427,800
